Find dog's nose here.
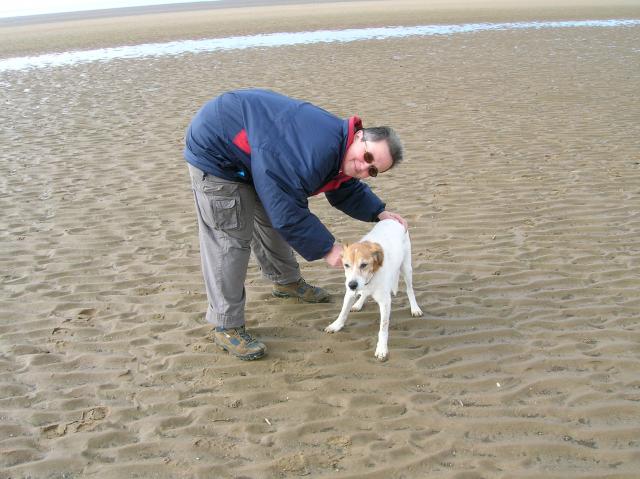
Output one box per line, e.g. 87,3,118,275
348,280,358,290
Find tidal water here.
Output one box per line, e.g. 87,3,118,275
1,19,639,72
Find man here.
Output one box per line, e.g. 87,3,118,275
184,89,408,360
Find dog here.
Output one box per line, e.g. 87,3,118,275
324,219,423,360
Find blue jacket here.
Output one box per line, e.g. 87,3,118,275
184,89,386,261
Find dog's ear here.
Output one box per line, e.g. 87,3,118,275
371,242,384,271
341,243,349,257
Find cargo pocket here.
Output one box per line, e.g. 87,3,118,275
211,196,239,231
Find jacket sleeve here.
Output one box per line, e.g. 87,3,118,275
251,148,335,262
325,178,386,222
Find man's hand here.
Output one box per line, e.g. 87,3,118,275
378,211,408,230
324,243,343,268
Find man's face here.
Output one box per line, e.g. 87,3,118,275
342,131,393,179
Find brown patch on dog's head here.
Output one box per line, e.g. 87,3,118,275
342,241,384,274
364,241,384,271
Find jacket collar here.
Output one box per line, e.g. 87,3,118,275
312,116,362,196
339,115,362,175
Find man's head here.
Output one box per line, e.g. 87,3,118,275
341,127,403,179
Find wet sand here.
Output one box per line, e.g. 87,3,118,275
1,1,640,478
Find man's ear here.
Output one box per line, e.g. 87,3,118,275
371,242,384,271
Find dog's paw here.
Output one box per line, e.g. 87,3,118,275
411,306,424,317
374,345,389,361
350,303,363,312
324,322,343,333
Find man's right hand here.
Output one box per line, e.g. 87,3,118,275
324,244,343,268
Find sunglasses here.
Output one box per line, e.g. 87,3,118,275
362,135,378,177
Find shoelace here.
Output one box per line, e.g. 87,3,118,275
236,327,256,344
298,278,317,292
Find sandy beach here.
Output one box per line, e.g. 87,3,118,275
1,1,640,477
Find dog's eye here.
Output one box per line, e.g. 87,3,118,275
360,263,368,269
343,263,350,268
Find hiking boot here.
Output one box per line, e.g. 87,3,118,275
213,326,266,360
272,278,331,303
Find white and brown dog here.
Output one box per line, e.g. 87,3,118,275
325,219,423,360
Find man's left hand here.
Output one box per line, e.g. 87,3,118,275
378,211,408,231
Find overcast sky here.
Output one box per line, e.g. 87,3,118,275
0,0,219,18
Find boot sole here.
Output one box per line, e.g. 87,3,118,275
272,291,331,303
216,343,265,361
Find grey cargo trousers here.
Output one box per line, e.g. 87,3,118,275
188,164,301,328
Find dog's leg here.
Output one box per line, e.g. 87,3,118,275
325,292,357,333
351,293,368,311
402,248,423,317
374,297,392,360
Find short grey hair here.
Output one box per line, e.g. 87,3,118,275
362,126,404,168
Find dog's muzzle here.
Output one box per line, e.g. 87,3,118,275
348,280,358,291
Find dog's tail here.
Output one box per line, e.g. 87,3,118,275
392,270,400,295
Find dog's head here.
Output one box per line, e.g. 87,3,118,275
342,241,384,292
